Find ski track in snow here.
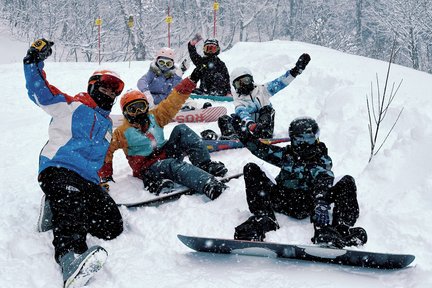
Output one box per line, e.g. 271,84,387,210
0,34,431,287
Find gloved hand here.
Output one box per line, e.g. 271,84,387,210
290,53,311,77
23,38,54,64
189,64,207,83
313,200,330,227
190,33,203,46
180,59,189,72
100,176,115,192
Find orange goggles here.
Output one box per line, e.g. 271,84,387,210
203,44,218,54
125,100,149,116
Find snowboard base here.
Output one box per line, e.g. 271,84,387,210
177,234,415,270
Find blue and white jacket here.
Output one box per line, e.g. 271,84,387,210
24,62,113,184
233,70,296,125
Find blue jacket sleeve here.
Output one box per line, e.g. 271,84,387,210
265,70,296,96
137,70,155,92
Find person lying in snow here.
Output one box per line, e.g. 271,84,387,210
234,116,367,248
25,39,124,287
217,53,311,140
99,66,228,200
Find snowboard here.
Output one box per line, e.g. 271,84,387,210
173,106,227,123
177,234,415,270
204,137,290,153
111,106,227,128
117,172,243,209
190,94,234,102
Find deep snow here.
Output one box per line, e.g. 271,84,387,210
0,32,431,288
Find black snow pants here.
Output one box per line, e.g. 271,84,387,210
38,167,123,262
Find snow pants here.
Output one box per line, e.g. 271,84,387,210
145,124,215,193
243,163,360,227
218,105,275,138
38,167,123,263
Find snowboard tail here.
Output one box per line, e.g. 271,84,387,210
118,173,243,208
177,234,415,270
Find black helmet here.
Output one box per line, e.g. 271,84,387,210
203,38,220,56
288,117,320,158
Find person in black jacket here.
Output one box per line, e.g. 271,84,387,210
187,34,231,96
234,117,367,248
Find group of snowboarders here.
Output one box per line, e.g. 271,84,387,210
25,36,367,288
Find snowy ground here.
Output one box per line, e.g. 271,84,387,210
1,32,431,287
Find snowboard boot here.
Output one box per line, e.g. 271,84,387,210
334,224,368,247
60,245,108,288
203,179,228,200
146,178,175,196
234,215,280,241
311,226,346,248
218,115,239,140
37,194,53,232
198,160,228,177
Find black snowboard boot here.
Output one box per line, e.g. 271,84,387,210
203,178,228,200
218,115,239,140
198,160,228,177
334,224,368,247
311,226,345,248
142,170,175,195
234,215,279,241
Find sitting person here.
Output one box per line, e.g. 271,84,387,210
234,117,367,248
137,47,187,107
100,68,228,200
218,53,311,140
188,33,231,96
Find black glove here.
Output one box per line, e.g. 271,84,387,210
290,53,311,77
180,59,188,72
100,176,115,192
189,64,207,83
24,38,54,64
312,200,330,227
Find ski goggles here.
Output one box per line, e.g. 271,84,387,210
157,57,174,69
90,74,125,97
291,133,319,146
233,75,253,90
203,43,218,54
124,100,149,116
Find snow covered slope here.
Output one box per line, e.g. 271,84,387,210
1,39,431,288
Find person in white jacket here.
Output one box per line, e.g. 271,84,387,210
217,53,311,139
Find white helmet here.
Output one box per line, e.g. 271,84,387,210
230,67,253,83
156,47,175,60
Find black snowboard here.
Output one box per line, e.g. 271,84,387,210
117,173,243,208
177,234,415,270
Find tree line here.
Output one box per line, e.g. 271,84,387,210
1,0,431,73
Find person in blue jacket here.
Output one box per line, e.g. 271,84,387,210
137,47,186,107
217,53,311,140
24,39,124,288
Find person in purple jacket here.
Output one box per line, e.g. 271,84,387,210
137,47,187,107
24,39,124,288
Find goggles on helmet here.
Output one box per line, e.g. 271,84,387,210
203,43,218,54
90,74,124,97
124,100,149,117
233,75,253,90
157,57,174,69
291,132,319,146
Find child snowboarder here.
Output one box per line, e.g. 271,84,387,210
188,33,231,96
218,53,311,140
234,117,367,248
99,67,228,200
137,47,187,107
25,39,124,287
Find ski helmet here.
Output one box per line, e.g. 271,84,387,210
120,90,150,125
203,38,220,56
87,69,124,111
230,67,254,95
156,47,175,60
288,117,320,158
